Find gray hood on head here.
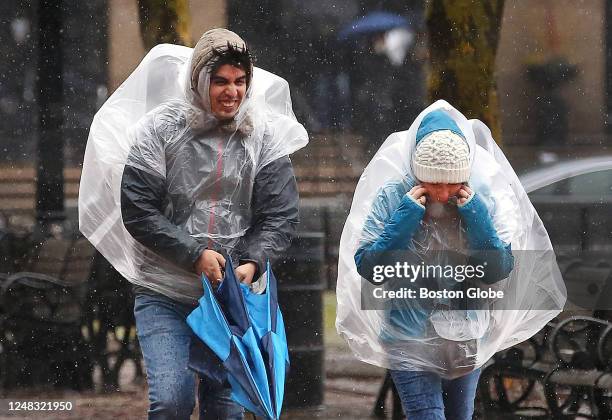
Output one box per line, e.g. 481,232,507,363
190,28,253,95
185,29,254,136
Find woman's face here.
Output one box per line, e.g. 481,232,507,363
421,182,463,204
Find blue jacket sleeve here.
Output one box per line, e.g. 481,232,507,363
457,192,514,283
355,191,425,280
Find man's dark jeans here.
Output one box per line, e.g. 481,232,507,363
134,292,244,420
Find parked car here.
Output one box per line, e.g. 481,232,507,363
520,155,612,259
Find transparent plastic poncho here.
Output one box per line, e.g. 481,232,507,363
336,100,566,378
79,44,308,303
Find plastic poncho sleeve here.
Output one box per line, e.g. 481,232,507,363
120,165,207,272
458,192,514,283
354,181,425,280
236,155,299,275
119,107,207,273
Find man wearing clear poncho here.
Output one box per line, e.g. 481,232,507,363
336,101,566,419
79,29,307,419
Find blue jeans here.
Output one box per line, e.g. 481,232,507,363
134,292,244,420
390,369,481,420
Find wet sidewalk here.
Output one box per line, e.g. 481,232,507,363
0,372,387,419
0,344,389,420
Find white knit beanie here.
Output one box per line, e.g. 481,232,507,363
413,130,470,183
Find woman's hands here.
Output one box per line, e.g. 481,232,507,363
409,183,473,206
456,185,473,206
408,185,427,206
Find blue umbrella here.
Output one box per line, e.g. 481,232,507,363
187,258,289,419
338,11,410,41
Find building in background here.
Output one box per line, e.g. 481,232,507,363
0,0,610,170
0,0,226,168
228,0,427,153
497,0,606,148
108,0,226,91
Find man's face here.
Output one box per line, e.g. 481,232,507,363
209,64,247,120
421,182,463,204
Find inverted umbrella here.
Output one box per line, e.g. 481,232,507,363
338,11,410,41
187,257,289,419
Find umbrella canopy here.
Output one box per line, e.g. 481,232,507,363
338,11,410,40
187,258,289,419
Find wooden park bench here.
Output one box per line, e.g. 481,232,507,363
0,234,143,391
0,166,80,212
0,236,96,389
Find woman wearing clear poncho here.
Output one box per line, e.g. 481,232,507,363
336,101,566,419
79,29,307,419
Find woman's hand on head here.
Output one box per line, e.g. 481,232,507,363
457,185,473,205
408,184,427,206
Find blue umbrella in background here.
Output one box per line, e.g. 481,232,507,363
338,11,410,41
187,258,289,420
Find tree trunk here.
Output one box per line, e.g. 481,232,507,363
426,0,505,142
137,0,191,50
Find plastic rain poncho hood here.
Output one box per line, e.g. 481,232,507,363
79,31,308,302
336,100,566,378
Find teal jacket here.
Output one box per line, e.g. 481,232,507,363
354,178,514,338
